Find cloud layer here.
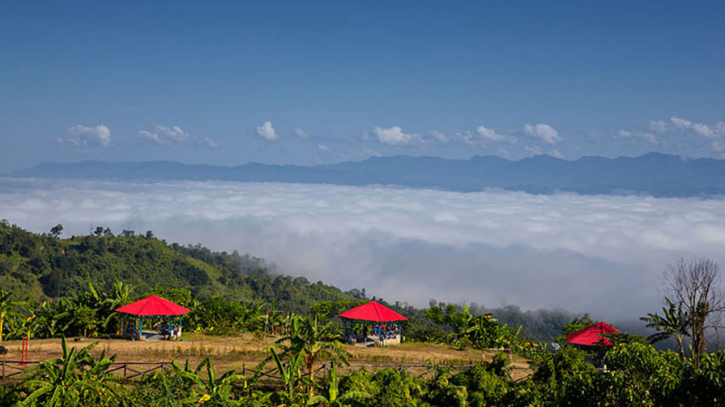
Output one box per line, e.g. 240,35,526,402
2,178,724,319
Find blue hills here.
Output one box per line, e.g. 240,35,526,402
12,152,725,197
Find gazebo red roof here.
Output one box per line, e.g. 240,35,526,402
115,295,191,316
339,301,407,322
566,322,621,347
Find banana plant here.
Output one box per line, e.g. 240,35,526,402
274,317,350,397
307,360,370,407
269,347,306,404
186,356,246,406
19,338,119,407
0,289,22,342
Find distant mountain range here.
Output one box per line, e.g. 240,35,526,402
11,152,725,197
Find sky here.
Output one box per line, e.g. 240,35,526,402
3,178,725,319
1,1,725,174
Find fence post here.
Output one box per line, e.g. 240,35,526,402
123,364,127,379
242,364,245,376
2,361,4,380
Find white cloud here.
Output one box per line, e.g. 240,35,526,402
429,130,449,143
692,123,715,138
3,179,725,319
203,137,220,148
139,125,188,144
455,127,514,146
373,126,418,145
667,116,722,139
62,124,112,147
649,120,668,134
670,116,693,130
523,145,543,155
642,133,659,145
616,130,632,138
256,121,279,141
522,123,562,144
317,144,331,152
476,126,507,142
616,129,658,145
716,122,725,136
138,124,218,148
550,149,564,159
294,128,309,140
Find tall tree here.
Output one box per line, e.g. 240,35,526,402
49,224,63,238
665,258,724,369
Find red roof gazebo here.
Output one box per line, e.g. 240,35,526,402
339,301,407,345
339,301,408,322
115,295,191,340
115,295,191,316
566,322,621,347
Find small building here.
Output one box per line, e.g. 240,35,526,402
339,301,407,346
566,322,621,348
115,295,191,341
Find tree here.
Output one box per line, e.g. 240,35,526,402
665,258,725,369
49,224,63,238
640,297,690,359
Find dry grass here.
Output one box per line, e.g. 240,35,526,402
0,333,532,380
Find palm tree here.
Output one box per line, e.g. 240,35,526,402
640,297,690,359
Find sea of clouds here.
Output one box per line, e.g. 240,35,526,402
2,177,725,320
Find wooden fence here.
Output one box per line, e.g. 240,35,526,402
2,359,528,383
0,360,170,382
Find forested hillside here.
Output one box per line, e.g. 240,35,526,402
0,219,573,340
0,220,356,313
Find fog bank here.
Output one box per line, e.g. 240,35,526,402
2,178,724,319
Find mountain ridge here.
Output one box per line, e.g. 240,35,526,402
11,153,725,197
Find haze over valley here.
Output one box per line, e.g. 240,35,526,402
3,175,724,322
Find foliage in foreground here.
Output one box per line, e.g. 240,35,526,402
4,338,725,407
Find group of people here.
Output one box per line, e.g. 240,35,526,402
123,324,182,341
374,323,400,340
349,323,399,344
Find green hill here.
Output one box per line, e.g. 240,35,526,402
0,220,356,313
0,219,575,341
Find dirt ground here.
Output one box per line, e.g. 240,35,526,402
0,333,532,380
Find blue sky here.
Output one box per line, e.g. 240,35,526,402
1,1,724,173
